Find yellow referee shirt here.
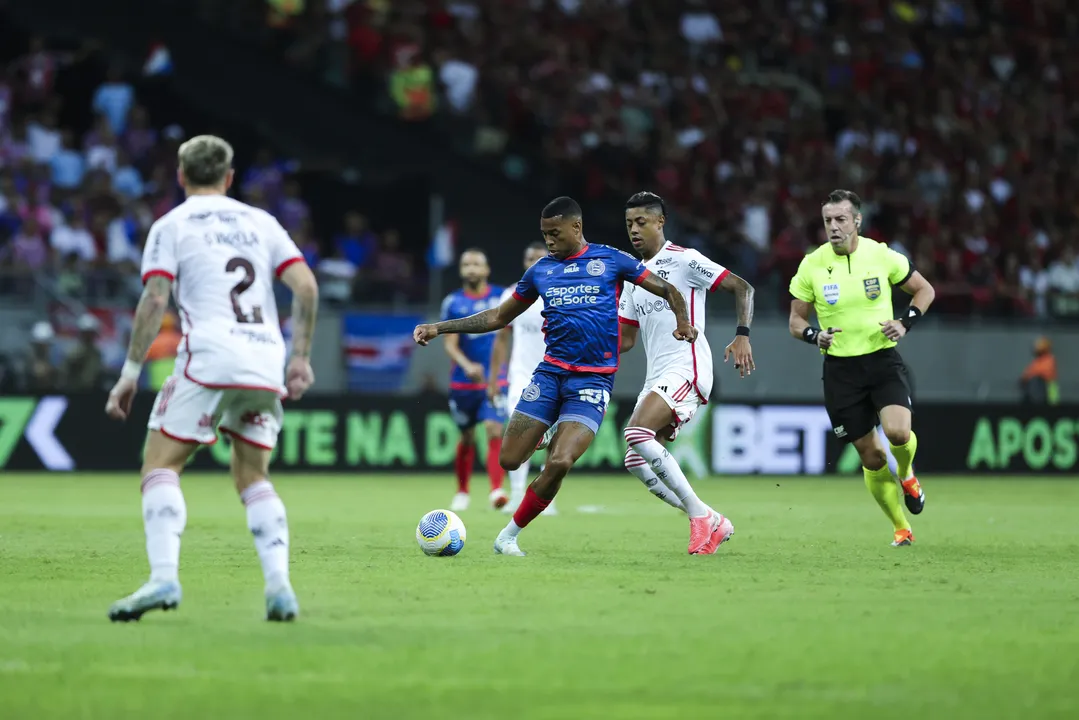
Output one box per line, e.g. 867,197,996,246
789,236,913,358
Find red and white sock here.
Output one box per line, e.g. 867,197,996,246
487,437,504,491
624,447,686,512
624,427,709,518
502,487,551,537
141,468,186,583
454,442,474,494
241,480,290,590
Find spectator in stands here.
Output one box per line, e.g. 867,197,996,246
92,66,135,136
22,321,59,392
334,211,376,268
50,208,95,264
1047,246,1079,317
60,313,104,391
5,215,48,272
277,178,310,232
50,130,86,191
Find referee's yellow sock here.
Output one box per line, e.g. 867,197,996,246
863,465,910,531
889,430,918,480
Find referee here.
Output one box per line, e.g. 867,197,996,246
789,190,935,547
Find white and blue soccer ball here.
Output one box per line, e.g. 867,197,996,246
416,509,467,557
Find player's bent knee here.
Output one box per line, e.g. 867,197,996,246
543,455,574,479
499,452,522,472
884,427,910,446
859,448,888,471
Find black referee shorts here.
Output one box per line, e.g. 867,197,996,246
822,348,913,444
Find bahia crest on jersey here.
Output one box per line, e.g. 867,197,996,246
513,243,649,374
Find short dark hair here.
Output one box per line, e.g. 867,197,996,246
526,241,547,253
823,189,862,211
625,191,666,216
541,196,582,220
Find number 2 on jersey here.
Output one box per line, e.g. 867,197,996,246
226,257,264,324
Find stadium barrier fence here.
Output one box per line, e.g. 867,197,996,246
0,394,1075,475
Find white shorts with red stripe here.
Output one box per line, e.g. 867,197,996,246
634,372,705,433
147,375,283,450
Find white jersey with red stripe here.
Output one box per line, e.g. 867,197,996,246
618,241,729,404
141,194,304,395
499,286,546,388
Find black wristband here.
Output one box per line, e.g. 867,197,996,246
900,306,923,331
802,327,820,345
736,326,750,337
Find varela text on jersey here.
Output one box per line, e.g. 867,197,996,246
142,195,305,395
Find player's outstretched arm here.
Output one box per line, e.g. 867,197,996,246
881,271,936,341
636,273,696,342
718,272,755,329
718,272,756,377
414,295,532,346
487,327,512,401
105,275,172,420
280,261,319,399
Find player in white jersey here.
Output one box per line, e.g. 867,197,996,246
618,192,755,554
103,135,319,622
487,242,557,515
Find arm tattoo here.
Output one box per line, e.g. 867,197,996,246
721,273,755,327
659,279,690,327
290,285,319,359
638,274,690,325
127,276,171,363
437,308,498,335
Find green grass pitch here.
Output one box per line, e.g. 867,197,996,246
1,473,1078,719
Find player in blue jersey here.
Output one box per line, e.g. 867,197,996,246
414,196,696,556
439,249,509,512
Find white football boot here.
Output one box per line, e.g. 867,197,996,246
493,531,527,556
108,580,182,622
265,582,299,622
449,492,470,512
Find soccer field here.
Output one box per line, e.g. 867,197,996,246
1,473,1077,719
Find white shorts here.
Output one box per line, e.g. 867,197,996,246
634,372,705,433
147,375,284,450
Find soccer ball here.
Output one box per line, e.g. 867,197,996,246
416,509,467,557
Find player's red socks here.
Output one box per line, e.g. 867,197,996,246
455,442,475,494
487,437,504,491
512,487,551,529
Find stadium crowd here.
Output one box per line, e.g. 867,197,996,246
245,0,1079,319
0,28,419,317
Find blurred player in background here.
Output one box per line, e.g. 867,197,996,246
104,135,318,622
439,249,508,512
789,189,934,546
415,196,697,556
618,192,754,554
487,241,557,516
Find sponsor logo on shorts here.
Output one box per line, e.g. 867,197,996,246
240,411,268,427
864,277,881,300
833,425,847,438
823,283,840,305
587,259,606,276
522,383,541,402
